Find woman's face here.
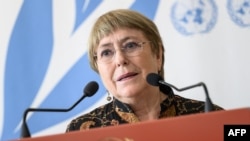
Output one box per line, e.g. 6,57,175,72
96,28,162,102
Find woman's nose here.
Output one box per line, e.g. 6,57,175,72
114,50,128,66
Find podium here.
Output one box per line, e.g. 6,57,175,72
16,108,250,141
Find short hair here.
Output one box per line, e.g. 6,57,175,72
88,9,165,78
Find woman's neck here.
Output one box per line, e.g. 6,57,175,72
128,92,167,121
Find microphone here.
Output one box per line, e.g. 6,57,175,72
21,81,99,138
146,73,214,113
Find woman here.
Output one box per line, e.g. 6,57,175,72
66,9,223,131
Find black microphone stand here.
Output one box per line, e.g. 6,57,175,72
21,81,99,138
21,94,87,138
159,81,214,112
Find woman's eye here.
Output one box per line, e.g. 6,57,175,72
124,42,138,49
100,49,113,57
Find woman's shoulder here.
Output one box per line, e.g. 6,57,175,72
173,94,224,114
66,102,113,132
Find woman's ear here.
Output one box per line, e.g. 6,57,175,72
157,43,163,71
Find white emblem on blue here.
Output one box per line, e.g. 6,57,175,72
0,0,161,140
171,0,218,35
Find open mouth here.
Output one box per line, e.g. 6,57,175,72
117,72,138,81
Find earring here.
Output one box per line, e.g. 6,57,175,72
106,91,112,101
158,70,161,75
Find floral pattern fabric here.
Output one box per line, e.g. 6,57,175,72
66,85,223,132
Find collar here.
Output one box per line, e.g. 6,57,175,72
112,85,175,122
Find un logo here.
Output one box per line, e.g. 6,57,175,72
227,0,250,27
171,0,218,35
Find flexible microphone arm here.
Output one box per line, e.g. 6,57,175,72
21,95,87,138
146,73,214,113
158,81,213,112
21,81,99,138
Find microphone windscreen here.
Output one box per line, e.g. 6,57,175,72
146,73,162,86
84,81,99,97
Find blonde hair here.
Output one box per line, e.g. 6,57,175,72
88,9,165,78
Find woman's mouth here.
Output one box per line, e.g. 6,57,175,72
117,72,138,81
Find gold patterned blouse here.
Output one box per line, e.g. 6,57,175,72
66,85,223,132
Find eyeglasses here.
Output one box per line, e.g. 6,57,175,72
94,41,151,64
